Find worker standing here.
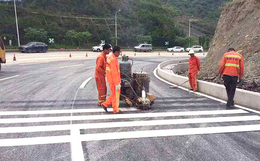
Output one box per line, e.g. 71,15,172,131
188,49,200,91
219,48,244,109
101,46,122,114
95,44,111,106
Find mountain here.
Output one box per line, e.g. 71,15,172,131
201,0,260,92
0,0,229,48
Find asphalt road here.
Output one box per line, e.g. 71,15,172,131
0,52,260,161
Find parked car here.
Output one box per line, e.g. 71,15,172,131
134,44,152,52
185,45,204,52
19,42,48,53
92,44,112,52
92,44,104,52
167,46,184,52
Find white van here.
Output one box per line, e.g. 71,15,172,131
134,44,152,52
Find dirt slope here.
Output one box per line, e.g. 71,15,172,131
200,0,260,92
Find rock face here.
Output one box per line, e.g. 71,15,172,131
201,0,260,92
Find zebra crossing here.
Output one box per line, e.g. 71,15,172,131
0,107,260,160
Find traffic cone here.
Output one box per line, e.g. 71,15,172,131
69,53,71,57
13,54,16,61
86,52,88,57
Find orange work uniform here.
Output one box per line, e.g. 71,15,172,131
188,56,200,91
102,54,121,113
95,52,107,105
219,51,244,107
219,51,244,78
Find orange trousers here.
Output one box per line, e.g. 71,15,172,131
188,72,197,91
95,77,107,104
102,84,120,113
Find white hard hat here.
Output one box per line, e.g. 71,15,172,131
188,49,195,55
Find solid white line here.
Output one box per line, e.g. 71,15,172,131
70,129,85,161
0,109,247,124
0,135,70,147
0,108,138,116
1,124,260,147
0,115,259,134
79,77,93,89
79,124,260,142
153,68,260,115
0,75,20,81
59,64,84,69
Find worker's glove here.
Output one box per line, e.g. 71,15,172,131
116,84,121,90
238,78,243,85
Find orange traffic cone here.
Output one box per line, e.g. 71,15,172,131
69,53,71,57
13,54,16,61
86,52,88,57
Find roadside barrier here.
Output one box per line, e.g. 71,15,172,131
157,60,260,111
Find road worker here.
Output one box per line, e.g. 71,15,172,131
95,44,111,106
188,49,200,91
101,46,122,114
219,48,244,109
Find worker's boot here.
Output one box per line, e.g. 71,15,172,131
114,110,123,114
101,104,108,113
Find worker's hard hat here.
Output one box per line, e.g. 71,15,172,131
188,49,195,55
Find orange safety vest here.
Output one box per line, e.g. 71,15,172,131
189,56,200,73
106,54,121,85
95,52,106,78
219,51,244,78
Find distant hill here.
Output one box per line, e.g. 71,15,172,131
0,0,229,48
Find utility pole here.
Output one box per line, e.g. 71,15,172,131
189,19,191,47
14,0,20,46
115,9,121,46
188,16,199,48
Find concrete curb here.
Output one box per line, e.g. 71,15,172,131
157,60,260,111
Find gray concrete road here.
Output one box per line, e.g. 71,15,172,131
0,51,259,161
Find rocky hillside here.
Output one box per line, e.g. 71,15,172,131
200,0,260,92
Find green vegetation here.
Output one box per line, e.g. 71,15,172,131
0,0,229,49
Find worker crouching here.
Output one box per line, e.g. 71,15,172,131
188,49,201,91
102,46,122,114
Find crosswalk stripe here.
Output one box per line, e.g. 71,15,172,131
0,115,259,134
1,124,260,147
0,109,247,124
0,108,138,116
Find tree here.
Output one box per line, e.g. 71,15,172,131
65,30,92,46
137,35,152,43
24,27,47,42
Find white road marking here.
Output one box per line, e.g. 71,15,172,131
70,129,85,161
59,64,84,69
0,109,247,124
79,77,93,89
153,68,260,115
0,108,138,116
1,124,260,147
0,115,259,134
0,75,20,81
79,124,260,142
